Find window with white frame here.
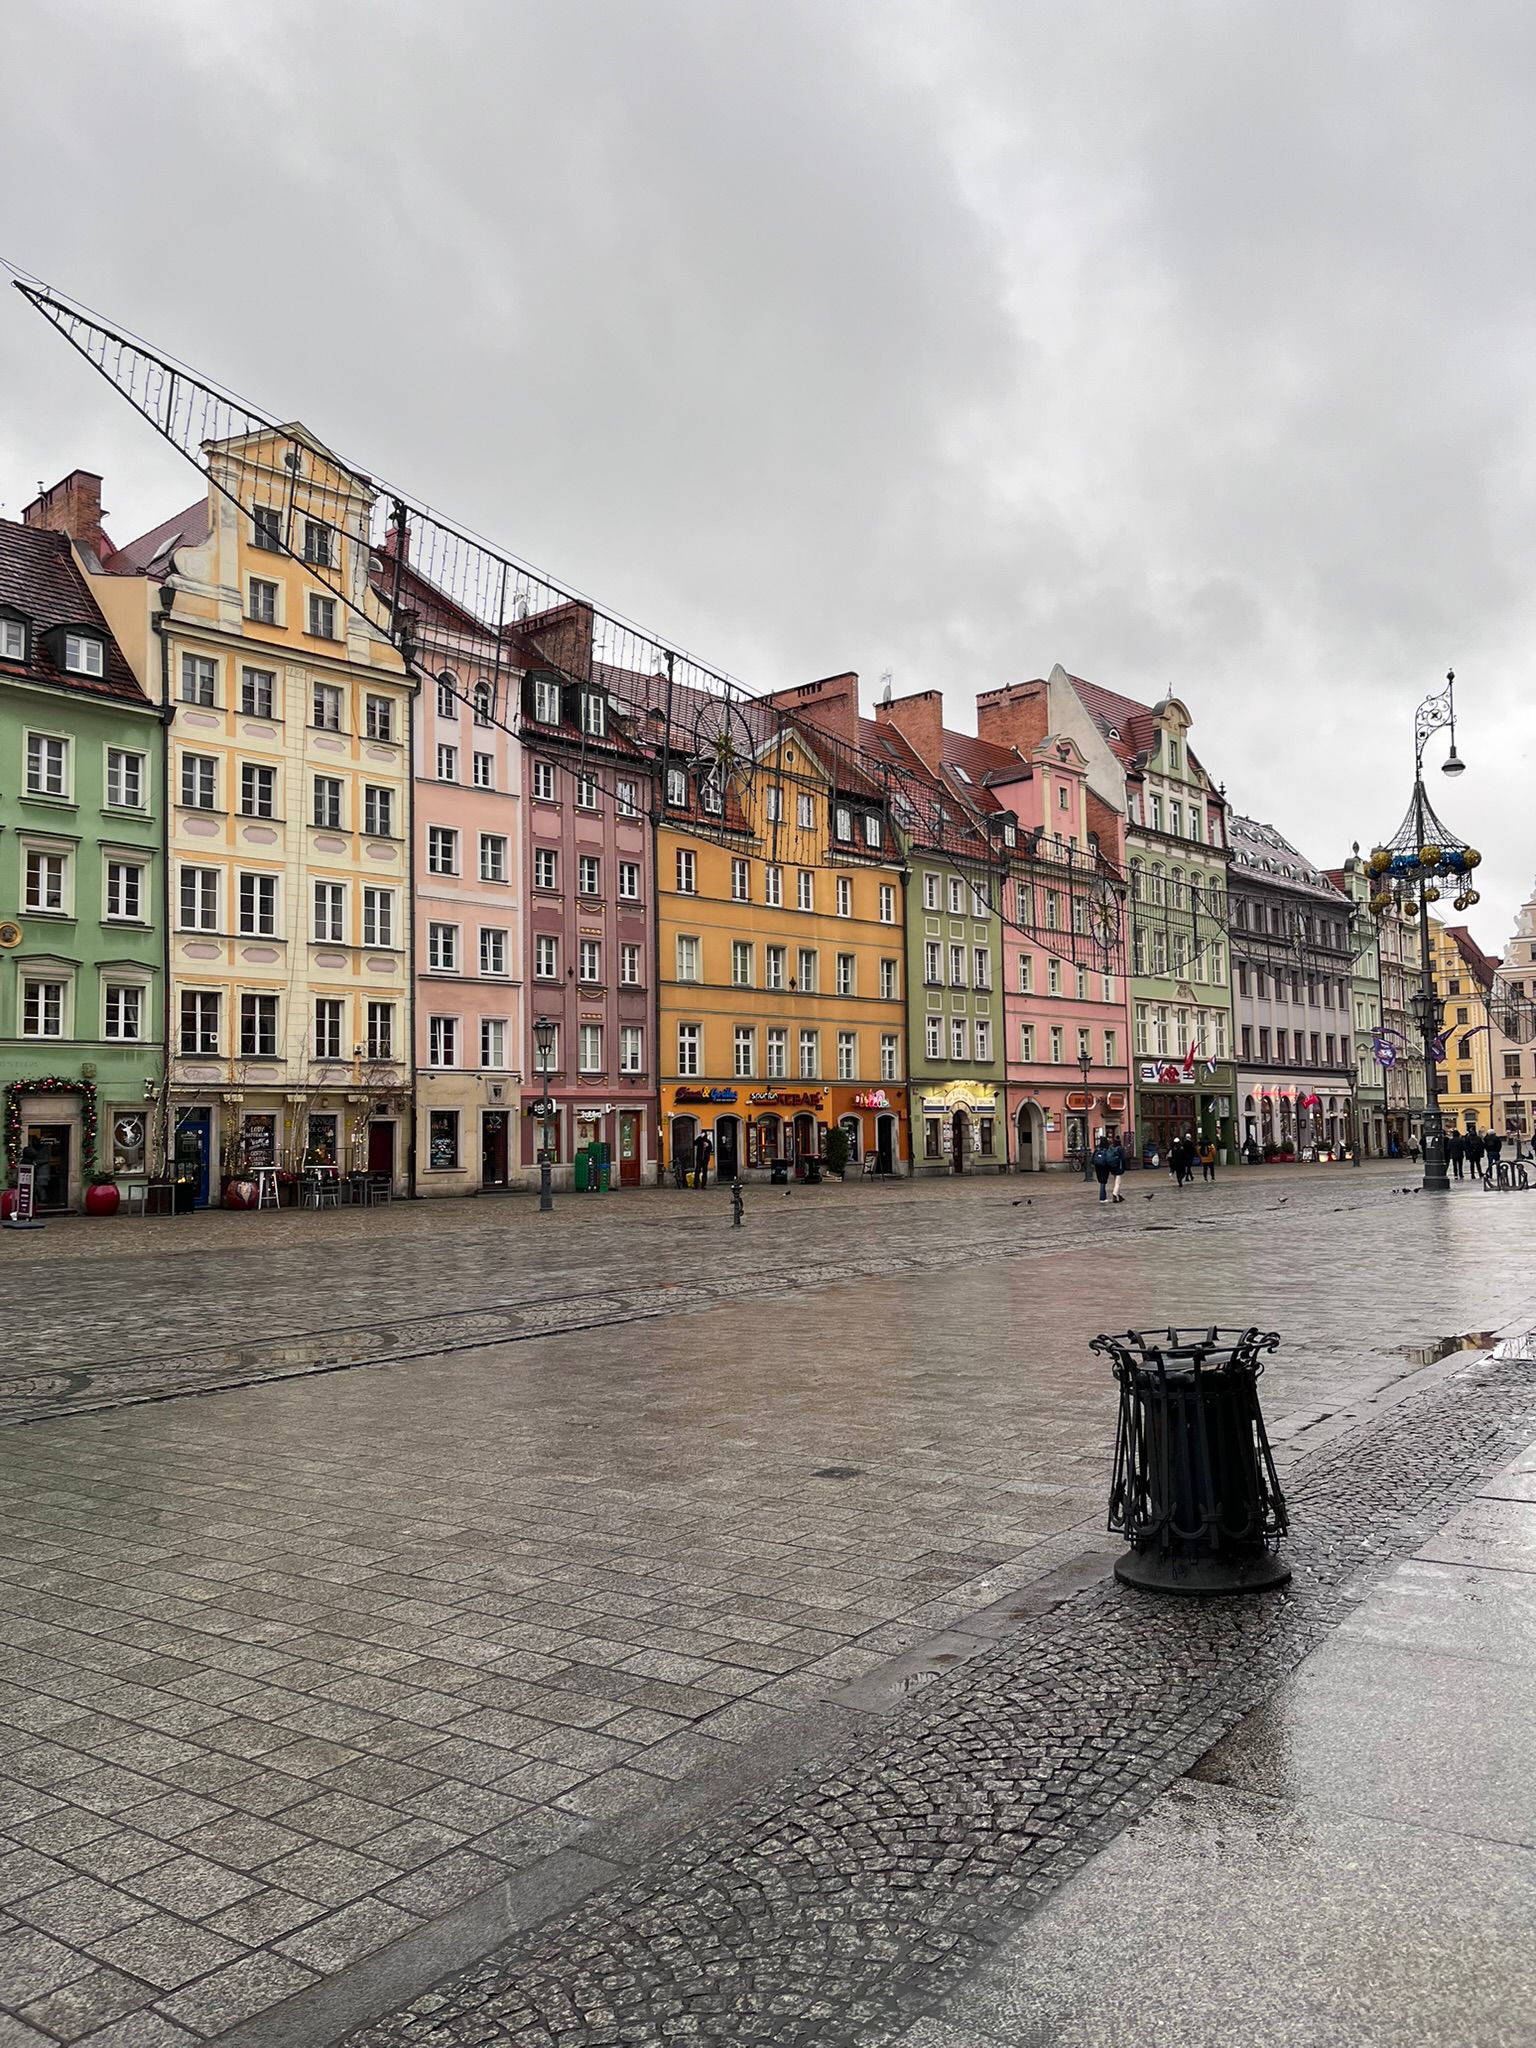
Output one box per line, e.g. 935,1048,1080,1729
533,846,557,889
576,853,599,895
0,617,25,660
879,883,895,923
734,1026,756,1078
533,675,561,723
313,998,344,1060
180,753,216,809
25,732,68,799
1077,1025,1092,1061
313,881,346,943
481,1018,507,1069
731,940,753,987
307,594,338,640
237,666,274,719
880,1033,899,1080
238,872,278,937
665,764,687,807
949,945,966,987
798,1028,819,1078
312,682,342,731
797,947,818,992
618,860,640,901
575,771,599,808
951,1017,968,1061
246,576,278,628
181,989,220,1054
833,802,851,840
1075,964,1088,1000
766,784,782,821
302,517,334,566
677,1023,701,1076
925,1015,942,1060
620,942,641,986
480,927,507,976
765,865,782,906
1048,957,1062,995
436,674,457,718
766,944,786,990
880,957,898,999
364,785,394,836
364,695,394,742
473,680,494,727
797,869,814,911
240,763,276,819
181,653,216,705
24,849,66,913
1018,953,1033,993
676,848,697,894
676,935,701,982
22,977,66,1037
532,759,556,801
699,770,723,815
836,953,855,995
579,939,601,983
923,873,940,911
580,691,606,738
313,775,342,828
428,922,458,972
105,860,144,922
975,1018,992,1062
105,748,145,809
620,1025,643,1074
797,792,815,829
948,876,964,914
534,934,559,979
836,876,852,917
473,752,493,789
1104,1027,1118,1064
1020,1021,1036,1061
925,941,942,984
368,1003,397,1064
1050,1025,1064,1063
578,1024,603,1072
429,1015,458,1067
974,947,992,990
616,777,638,815
481,834,509,883
179,866,218,930
427,825,458,875
361,887,393,947
240,992,279,1058
837,1031,857,1080
437,744,458,782
863,812,883,849
766,1027,788,1078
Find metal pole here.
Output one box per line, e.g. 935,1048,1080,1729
1078,1055,1094,1180
538,1042,553,1214
1413,770,1450,1192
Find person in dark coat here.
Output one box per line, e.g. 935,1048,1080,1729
693,1131,714,1188
1465,1128,1486,1178
1485,1130,1504,1170
1445,1129,1465,1179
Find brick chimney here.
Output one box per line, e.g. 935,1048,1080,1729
873,687,944,767
763,671,860,748
23,471,112,560
975,679,1050,757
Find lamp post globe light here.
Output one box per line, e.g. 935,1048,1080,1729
1365,671,1481,1194
533,1013,556,1214
1077,1048,1094,1181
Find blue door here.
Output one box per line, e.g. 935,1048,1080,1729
174,1108,213,1206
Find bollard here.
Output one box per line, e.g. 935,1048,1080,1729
730,1176,744,1227
1091,1326,1290,1595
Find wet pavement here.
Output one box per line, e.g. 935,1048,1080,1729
0,1168,1532,2043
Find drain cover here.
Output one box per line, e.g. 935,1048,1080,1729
813,1465,863,1480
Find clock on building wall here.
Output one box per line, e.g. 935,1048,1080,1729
1089,878,1120,960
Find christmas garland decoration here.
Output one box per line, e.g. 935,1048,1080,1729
5,1077,98,1180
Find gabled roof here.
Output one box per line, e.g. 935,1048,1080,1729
1064,673,1158,769
1446,925,1498,989
104,497,210,577
1229,813,1345,902
0,519,149,703
856,716,994,859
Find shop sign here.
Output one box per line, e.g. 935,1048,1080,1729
1065,1090,1094,1111
675,1086,738,1104
747,1089,824,1109
575,1103,617,1122
851,1090,890,1110
1104,1091,1127,1111
921,1080,997,1114
1140,1062,1196,1086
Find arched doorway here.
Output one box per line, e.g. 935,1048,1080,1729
838,1115,861,1168
670,1113,698,1186
793,1113,817,1169
1016,1102,1045,1172
757,1113,783,1169
951,1109,969,1173
875,1114,897,1174
715,1115,740,1180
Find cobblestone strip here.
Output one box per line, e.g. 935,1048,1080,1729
344,1353,1536,2048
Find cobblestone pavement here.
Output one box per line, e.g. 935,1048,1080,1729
0,1173,1531,2044
0,1163,1497,1423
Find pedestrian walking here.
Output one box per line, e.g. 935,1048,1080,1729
1199,1138,1217,1182
1178,1133,1197,1187
693,1131,714,1189
1107,1136,1126,1203
1445,1129,1465,1180
1167,1137,1183,1185
1092,1136,1114,1203
1465,1129,1485,1178
1485,1130,1504,1171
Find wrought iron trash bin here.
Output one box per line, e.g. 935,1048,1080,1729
1092,1326,1291,1595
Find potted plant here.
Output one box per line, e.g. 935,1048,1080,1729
84,1172,120,1218
824,1128,851,1180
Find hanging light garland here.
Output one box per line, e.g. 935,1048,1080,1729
5,1078,98,1180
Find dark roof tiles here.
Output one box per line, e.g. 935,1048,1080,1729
0,519,149,703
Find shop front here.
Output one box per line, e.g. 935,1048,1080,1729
1136,1061,1237,1166
523,1093,650,1192
917,1081,1002,1176
832,1087,905,1176
1239,1082,1352,1162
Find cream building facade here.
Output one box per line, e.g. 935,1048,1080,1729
76,430,416,1201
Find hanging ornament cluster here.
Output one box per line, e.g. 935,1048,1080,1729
1367,840,1482,917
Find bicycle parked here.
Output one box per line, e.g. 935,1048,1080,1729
1483,1158,1530,1192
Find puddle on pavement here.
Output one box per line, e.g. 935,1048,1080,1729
1398,1329,1536,1367
812,1465,864,1480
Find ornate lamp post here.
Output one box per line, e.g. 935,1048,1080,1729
1076,1048,1094,1181
1366,672,1480,1195
533,1014,556,1215
1512,1078,1524,1159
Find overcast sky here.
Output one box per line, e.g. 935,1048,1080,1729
3,0,1530,953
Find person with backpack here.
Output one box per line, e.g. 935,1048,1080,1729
1199,1138,1218,1182
1092,1136,1114,1203
1106,1135,1126,1203
1445,1128,1465,1180
1465,1128,1485,1180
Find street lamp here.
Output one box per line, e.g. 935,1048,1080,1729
1364,671,1481,1195
533,1013,556,1214
1512,1077,1524,1160
1076,1048,1094,1181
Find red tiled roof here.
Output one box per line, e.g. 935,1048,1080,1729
104,497,210,576
1447,925,1499,988
1065,673,1157,768
0,519,149,703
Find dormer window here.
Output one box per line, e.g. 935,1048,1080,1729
1,614,27,662
579,690,606,738
862,812,883,849
700,770,724,815
665,764,687,807
834,804,853,840
64,633,104,677
533,675,561,723
1002,819,1017,847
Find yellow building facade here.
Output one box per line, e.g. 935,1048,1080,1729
88,426,416,1200
1429,918,1495,1137
656,721,908,1181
